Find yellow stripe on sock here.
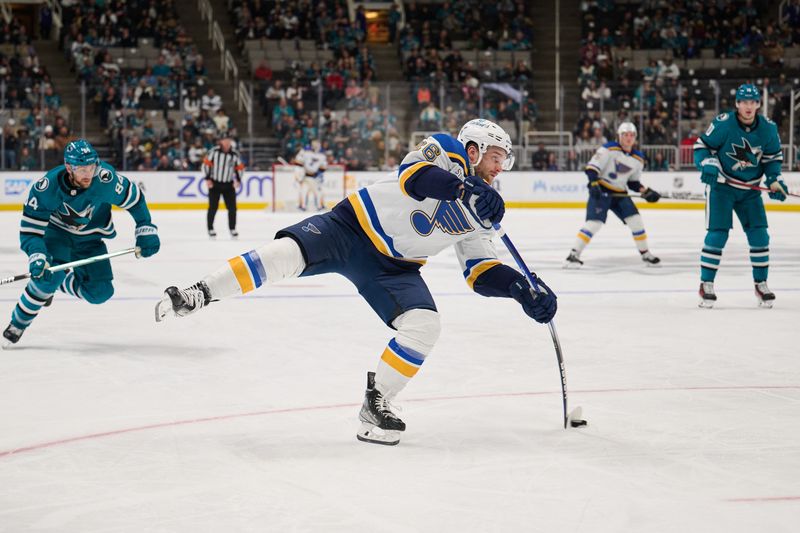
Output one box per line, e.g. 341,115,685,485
228,256,255,293
578,232,591,243
380,347,419,378
634,234,647,241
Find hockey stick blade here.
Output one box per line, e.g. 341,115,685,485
567,406,587,428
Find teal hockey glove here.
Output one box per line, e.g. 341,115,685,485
700,165,720,187
135,224,161,257
28,253,51,281
765,177,788,202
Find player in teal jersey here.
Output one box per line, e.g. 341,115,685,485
2,140,161,346
693,83,788,308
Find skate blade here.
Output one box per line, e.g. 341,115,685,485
698,299,715,309
758,300,774,309
562,261,582,270
154,294,174,322
356,423,401,446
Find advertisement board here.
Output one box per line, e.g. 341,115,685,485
1,171,798,210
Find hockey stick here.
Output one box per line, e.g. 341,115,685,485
493,223,582,429
0,247,141,286
719,176,800,198
612,191,707,201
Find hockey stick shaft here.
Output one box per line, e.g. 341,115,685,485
720,176,800,197
493,223,569,429
613,192,707,201
0,247,140,286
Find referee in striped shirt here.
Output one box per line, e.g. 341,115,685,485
203,136,244,238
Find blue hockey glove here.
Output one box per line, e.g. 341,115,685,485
588,181,610,200
459,175,505,224
641,187,661,203
765,177,788,202
28,252,52,281
509,277,557,324
700,164,720,187
135,224,161,258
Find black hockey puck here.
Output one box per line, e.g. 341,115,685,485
570,419,587,427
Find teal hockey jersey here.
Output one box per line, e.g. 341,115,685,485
19,162,152,256
693,111,783,189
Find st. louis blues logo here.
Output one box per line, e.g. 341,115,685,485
614,161,633,175
54,203,94,229
726,138,762,171
410,201,474,236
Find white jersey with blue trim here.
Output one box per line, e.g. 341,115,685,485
294,149,327,178
585,141,645,192
346,133,503,284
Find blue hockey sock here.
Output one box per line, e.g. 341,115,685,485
59,271,84,299
11,281,54,330
700,230,728,282
745,228,769,282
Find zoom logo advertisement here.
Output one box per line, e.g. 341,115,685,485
176,174,273,198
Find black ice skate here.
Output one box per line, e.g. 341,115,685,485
155,281,213,322
563,250,584,269
2,324,24,347
356,372,405,446
208,229,217,238
640,250,661,266
754,281,775,308
230,229,239,239
699,282,716,308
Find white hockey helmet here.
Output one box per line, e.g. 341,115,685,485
457,118,515,170
617,121,637,137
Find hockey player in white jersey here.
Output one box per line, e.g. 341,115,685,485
292,139,327,211
156,118,558,446
564,122,662,267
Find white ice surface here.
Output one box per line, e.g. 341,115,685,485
0,208,798,533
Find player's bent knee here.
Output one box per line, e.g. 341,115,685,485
705,229,729,249
744,227,769,247
392,308,441,355
584,219,604,234
81,282,114,304
255,238,306,282
624,214,645,232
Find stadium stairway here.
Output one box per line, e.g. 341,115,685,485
368,42,416,142
34,39,108,146
179,2,270,141
529,2,581,132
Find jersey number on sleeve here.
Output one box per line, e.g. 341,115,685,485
422,144,441,161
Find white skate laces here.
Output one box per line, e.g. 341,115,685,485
155,282,212,322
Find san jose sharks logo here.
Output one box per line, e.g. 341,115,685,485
55,203,94,229
410,201,474,236
726,138,762,171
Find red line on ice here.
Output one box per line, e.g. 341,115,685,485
0,385,797,459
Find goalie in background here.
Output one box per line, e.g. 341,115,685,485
564,122,661,268
156,119,557,446
2,140,160,347
292,139,327,211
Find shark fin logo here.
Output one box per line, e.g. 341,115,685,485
55,203,94,229
726,138,762,171
410,201,474,237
